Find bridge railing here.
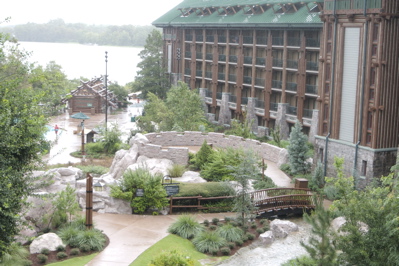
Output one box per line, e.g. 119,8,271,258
249,188,311,205
254,194,315,215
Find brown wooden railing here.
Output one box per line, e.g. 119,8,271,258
254,194,315,216
168,195,235,214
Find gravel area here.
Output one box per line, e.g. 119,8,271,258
217,217,312,266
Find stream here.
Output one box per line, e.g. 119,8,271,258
217,217,312,266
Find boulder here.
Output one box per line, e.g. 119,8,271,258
25,195,53,231
29,233,65,254
57,167,77,176
259,230,275,245
270,219,299,238
331,216,368,235
173,171,207,183
127,157,173,176
129,133,149,146
108,148,139,180
277,149,289,168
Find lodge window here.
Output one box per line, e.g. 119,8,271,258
372,24,379,42
366,112,373,146
370,67,376,86
324,63,331,94
369,89,374,101
361,160,367,176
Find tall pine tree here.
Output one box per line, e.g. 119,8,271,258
287,120,310,175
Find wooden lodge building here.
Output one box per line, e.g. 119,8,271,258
153,0,399,182
66,76,117,115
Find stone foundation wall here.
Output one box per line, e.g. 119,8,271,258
137,143,189,165
145,131,288,166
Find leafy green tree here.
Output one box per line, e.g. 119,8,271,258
53,185,81,226
137,82,205,132
228,149,260,224
109,83,129,107
133,29,169,99
287,121,310,175
0,32,48,257
225,117,255,139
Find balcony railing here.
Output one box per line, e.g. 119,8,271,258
185,51,192,58
273,58,283,67
205,89,212,98
243,36,253,44
305,84,318,95
219,54,226,62
255,78,265,86
272,37,284,46
306,61,319,71
185,34,193,41
229,55,238,63
185,68,191,75
206,35,214,43
218,73,225,80
241,97,248,105
228,74,236,82
272,80,282,89
256,36,268,45
287,59,298,69
270,102,278,111
255,99,264,108
243,76,252,84
216,92,222,100
219,36,227,43
196,70,202,77
306,38,320,48
229,95,237,103
196,52,203,59
287,106,297,115
303,109,313,118
206,53,213,60
286,82,298,92
244,56,253,64
287,37,301,47
256,57,266,66
196,35,203,42
205,71,212,79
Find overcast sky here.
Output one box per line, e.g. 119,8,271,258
3,0,183,26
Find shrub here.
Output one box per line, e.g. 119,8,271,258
167,215,204,239
220,247,231,256
203,219,209,226
252,177,277,190
0,242,30,266
80,244,91,253
76,229,106,251
37,254,48,264
212,218,219,225
57,225,80,247
263,226,270,232
227,242,235,250
259,219,268,225
235,239,243,246
242,224,249,231
216,224,244,242
175,182,235,198
246,233,255,240
217,222,223,227
85,142,105,155
149,250,194,266
230,221,238,227
242,235,248,242
167,164,186,177
192,231,227,254
224,217,231,222
202,199,234,213
256,228,264,234
40,248,49,255
250,223,257,229
70,248,80,256
56,251,68,259
280,163,294,176
209,225,217,231
56,245,65,252
194,140,214,170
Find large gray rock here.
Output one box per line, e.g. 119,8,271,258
108,147,139,180
331,216,368,235
57,167,77,176
25,195,53,231
29,233,65,254
127,156,173,176
174,171,207,183
129,133,149,146
277,148,289,168
259,230,275,245
270,219,299,238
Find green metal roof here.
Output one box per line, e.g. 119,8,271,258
153,0,323,28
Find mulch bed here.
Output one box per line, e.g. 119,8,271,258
27,235,109,266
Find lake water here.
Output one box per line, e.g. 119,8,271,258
18,42,143,86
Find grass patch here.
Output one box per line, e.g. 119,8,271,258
131,234,212,266
46,253,98,266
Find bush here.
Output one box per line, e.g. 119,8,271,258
250,223,257,229
202,199,234,213
241,235,248,242
256,228,264,234
246,233,255,240
209,225,217,230
167,215,204,239
220,247,231,256
0,242,30,266
56,252,68,259
192,231,227,254
212,218,219,225
259,219,268,225
224,217,231,222
76,229,106,251
263,226,270,232
80,244,91,253
175,182,235,197
167,164,186,177
194,140,214,170
216,224,244,242
235,239,243,246
37,254,48,264
252,177,277,190
227,242,235,250
85,142,105,155
57,225,80,247
70,248,80,256
56,245,65,252
40,248,49,255
149,250,194,266
203,219,209,226
242,224,249,231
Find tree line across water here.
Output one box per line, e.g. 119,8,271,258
0,19,157,46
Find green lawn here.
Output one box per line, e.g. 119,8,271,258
130,234,227,266
47,253,98,266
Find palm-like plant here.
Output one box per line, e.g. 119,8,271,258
192,231,227,254
216,224,244,242
168,215,204,239
0,243,30,266
76,229,106,251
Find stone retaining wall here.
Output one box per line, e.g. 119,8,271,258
136,142,189,165
144,131,288,166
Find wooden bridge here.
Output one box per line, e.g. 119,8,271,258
249,188,315,218
169,187,315,218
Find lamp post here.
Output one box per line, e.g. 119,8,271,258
105,51,108,131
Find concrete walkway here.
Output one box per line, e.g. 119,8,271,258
87,212,234,266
